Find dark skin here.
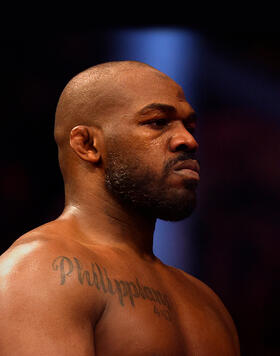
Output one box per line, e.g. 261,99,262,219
0,62,240,355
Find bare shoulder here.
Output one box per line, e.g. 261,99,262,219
0,226,105,355
0,224,105,305
0,226,79,286
166,265,240,353
168,265,231,311
0,229,68,288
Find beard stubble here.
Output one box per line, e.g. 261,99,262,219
104,150,198,222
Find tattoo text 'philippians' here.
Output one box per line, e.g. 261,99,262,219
52,256,171,311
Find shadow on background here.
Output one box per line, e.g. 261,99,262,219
1,28,279,355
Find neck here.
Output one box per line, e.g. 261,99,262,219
59,189,157,259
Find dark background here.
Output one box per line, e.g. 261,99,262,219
1,28,279,355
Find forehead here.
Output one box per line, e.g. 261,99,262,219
119,69,193,116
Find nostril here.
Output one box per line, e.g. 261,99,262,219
175,143,188,152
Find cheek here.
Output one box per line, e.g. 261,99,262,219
104,125,167,167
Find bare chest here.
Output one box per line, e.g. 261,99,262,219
94,273,184,355
52,254,237,355
87,264,236,356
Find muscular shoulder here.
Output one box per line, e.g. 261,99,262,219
166,265,240,353
170,266,229,311
0,229,105,322
0,229,106,355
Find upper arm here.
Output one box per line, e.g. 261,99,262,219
0,240,103,356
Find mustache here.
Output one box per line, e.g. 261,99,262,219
163,152,199,175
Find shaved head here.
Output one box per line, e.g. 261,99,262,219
54,61,170,180
54,61,166,149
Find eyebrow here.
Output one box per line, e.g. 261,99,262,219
137,103,197,122
137,103,176,115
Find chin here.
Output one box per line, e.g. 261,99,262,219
156,206,196,222
149,194,197,222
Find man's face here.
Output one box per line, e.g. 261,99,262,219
103,70,199,221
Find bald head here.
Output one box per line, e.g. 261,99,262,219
54,61,166,149
54,61,186,193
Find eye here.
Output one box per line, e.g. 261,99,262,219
146,118,169,129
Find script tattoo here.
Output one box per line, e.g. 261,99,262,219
153,304,172,322
52,256,172,319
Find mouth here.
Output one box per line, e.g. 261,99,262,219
173,168,200,181
172,160,200,182
173,160,200,173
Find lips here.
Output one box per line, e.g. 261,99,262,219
173,160,200,174
171,160,200,184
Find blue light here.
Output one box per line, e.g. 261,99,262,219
108,28,199,102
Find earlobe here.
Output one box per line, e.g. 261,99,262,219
70,125,101,163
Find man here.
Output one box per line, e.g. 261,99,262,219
0,61,240,355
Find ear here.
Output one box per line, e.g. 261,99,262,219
70,125,101,163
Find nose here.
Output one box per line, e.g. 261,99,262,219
168,123,199,153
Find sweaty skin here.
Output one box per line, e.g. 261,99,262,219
0,61,240,355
